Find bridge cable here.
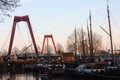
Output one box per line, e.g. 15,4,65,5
17,23,27,47
1,30,10,51
25,22,33,52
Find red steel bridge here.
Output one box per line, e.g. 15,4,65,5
8,15,57,56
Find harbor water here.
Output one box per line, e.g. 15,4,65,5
0,73,94,80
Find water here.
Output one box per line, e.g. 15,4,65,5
0,73,43,80
0,73,87,80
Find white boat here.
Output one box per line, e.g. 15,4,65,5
75,64,105,74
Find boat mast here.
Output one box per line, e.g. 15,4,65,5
107,1,114,62
74,27,77,61
81,28,85,59
87,20,91,58
89,10,94,62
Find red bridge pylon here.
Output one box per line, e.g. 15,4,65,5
8,15,38,55
41,34,57,54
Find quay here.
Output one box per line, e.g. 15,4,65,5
0,52,77,74
0,57,36,73
0,52,120,80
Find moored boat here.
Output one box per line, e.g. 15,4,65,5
72,64,120,80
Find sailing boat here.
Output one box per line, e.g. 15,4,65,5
68,1,120,80
89,1,120,79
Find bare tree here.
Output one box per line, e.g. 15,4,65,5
66,28,102,55
66,28,87,54
92,33,102,53
66,35,74,53
56,43,64,54
77,28,88,55
0,0,20,17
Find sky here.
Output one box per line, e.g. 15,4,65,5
0,0,120,52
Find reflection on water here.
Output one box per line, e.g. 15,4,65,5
0,73,66,80
0,73,87,80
